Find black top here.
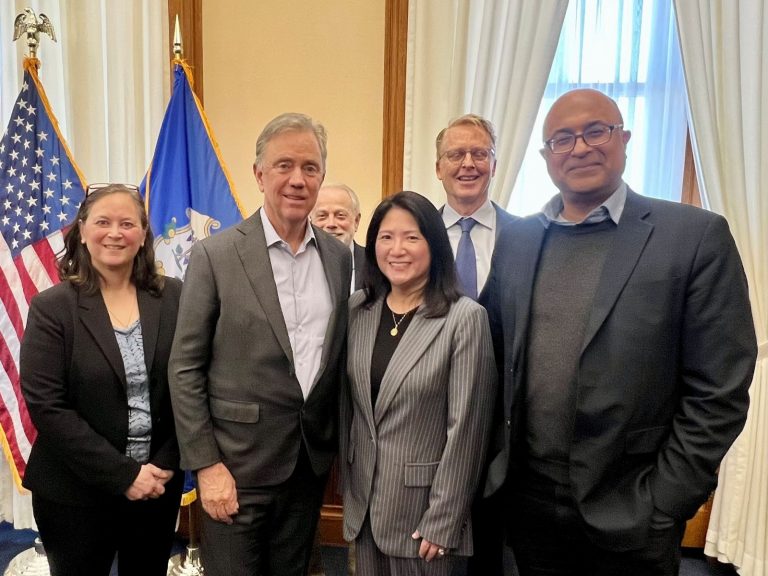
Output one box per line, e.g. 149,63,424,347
370,300,417,408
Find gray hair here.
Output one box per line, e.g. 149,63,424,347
254,112,328,168
319,182,361,215
435,113,497,159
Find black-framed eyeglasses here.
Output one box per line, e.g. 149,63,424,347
544,124,623,154
85,183,141,196
439,147,495,164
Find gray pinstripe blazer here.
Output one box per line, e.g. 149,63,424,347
341,292,496,557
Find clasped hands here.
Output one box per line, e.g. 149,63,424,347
125,463,174,501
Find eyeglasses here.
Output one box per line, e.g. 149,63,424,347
85,183,141,196
439,148,495,164
544,124,623,154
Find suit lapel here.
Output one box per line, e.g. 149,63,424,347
234,211,295,366
78,290,127,388
374,308,446,425
581,191,653,350
313,227,344,383
137,288,160,375
351,298,381,438
512,218,547,371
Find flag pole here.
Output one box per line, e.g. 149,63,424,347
165,18,204,574
4,12,57,576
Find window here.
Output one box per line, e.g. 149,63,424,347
508,0,689,216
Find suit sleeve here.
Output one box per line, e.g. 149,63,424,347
148,278,182,471
20,295,140,495
650,215,757,519
168,242,224,471
416,304,497,548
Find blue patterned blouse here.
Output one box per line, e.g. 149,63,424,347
114,319,152,464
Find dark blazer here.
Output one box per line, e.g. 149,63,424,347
169,210,351,487
482,190,757,550
341,293,496,556
353,241,366,291
20,279,183,505
476,202,518,301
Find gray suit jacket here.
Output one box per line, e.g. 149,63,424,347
482,190,757,550
341,293,496,556
169,210,351,487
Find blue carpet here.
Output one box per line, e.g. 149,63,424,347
0,521,38,570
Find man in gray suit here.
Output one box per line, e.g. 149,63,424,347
311,182,366,292
436,114,516,576
169,113,351,576
483,89,757,575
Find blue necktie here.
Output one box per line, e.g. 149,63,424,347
456,217,478,300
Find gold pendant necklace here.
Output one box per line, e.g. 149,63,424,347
390,310,410,337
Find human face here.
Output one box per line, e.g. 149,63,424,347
254,129,325,234
436,124,496,215
79,192,146,278
311,187,360,247
541,90,631,208
375,207,431,297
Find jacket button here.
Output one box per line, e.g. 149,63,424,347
505,419,512,428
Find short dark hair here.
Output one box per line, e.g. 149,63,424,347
58,184,164,295
362,191,460,317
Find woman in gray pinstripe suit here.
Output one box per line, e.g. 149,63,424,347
341,191,496,576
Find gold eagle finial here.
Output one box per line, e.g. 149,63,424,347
13,8,57,59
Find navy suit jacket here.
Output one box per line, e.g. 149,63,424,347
482,190,756,549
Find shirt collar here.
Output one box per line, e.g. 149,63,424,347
260,208,316,250
538,181,627,228
442,198,495,229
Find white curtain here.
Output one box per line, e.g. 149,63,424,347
674,2,767,575
509,0,689,216
0,0,169,528
403,0,568,206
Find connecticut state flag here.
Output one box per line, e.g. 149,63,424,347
0,58,87,488
141,60,244,280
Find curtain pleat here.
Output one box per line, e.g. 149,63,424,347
674,2,768,574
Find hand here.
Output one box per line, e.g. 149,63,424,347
198,462,239,524
411,529,446,562
125,463,169,501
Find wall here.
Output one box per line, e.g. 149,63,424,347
203,0,386,240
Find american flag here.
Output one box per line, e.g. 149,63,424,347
0,58,86,487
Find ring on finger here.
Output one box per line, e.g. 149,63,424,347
437,548,445,556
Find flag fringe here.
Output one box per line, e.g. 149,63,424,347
174,58,246,218
22,58,88,191
0,426,26,493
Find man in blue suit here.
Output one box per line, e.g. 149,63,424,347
482,89,757,576
436,113,517,576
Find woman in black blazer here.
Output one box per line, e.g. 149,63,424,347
20,183,182,576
